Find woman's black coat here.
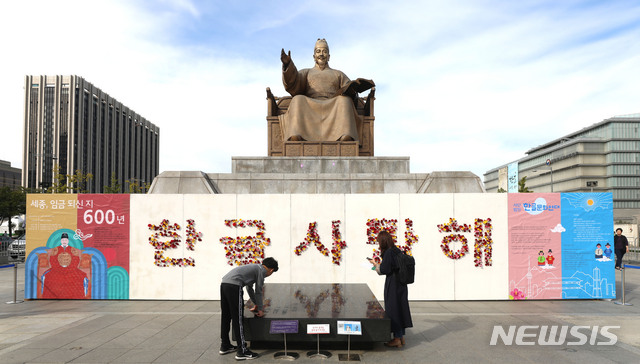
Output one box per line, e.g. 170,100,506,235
379,246,413,334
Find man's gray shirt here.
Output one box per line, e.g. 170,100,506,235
221,264,267,310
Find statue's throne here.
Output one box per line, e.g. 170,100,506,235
266,88,375,156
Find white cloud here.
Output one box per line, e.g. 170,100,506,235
1,0,639,182
550,224,566,233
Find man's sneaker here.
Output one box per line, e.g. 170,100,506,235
219,345,237,355
235,350,259,360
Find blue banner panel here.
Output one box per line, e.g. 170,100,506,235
561,193,615,299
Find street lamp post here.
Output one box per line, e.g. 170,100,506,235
532,159,555,193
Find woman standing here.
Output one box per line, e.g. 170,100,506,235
368,230,413,347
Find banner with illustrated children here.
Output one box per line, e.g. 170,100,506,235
560,193,615,298
508,193,614,300
508,193,562,299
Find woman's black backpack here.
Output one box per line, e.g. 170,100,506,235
395,250,415,285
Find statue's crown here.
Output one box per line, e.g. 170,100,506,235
315,38,329,50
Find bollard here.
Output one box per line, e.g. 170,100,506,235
6,262,24,304
614,264,633,306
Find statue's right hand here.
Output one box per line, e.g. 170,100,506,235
281,49,291,66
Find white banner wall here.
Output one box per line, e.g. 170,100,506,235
25,193,614,301
127,193,508,301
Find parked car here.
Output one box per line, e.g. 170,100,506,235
9,235,25,260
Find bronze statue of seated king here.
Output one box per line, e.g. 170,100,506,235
267,38,375,157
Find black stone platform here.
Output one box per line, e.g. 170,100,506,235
242,283,390,343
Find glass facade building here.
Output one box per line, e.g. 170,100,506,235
22,75,160,193
484,114,640,221
0,160,21,189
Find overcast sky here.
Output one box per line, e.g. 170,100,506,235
1,0,639,180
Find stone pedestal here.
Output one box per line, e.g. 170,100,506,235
147,171,219,194
148,157,485,194
418,171,488,193
231,156,410,174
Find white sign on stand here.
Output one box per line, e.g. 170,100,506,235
307,324,332,358
337,321,362,335
337,321,362,361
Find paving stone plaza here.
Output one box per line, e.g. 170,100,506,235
2,263,640,363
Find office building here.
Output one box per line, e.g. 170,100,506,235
22,75,159,193
484,113,640,222
0,159,21,189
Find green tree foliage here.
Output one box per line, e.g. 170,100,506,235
496,177,532,193
126,178,150,194
104,172,122,194
67,170,93,193
519,176,533,193
0,187,26,236
48,164,68,193
47,164,93,193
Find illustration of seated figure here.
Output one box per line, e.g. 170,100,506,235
595,244,603,259
279,38,374,143
39,233,91,299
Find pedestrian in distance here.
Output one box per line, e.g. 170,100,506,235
614,228,629,270
368,231,413,348
219,257,279,360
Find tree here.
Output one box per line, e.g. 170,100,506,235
104,172,122,193
67,170,93,193
126,178,151,194
104,174,150,194
496,177,532,193
519,176,533,193
48,163,69,193
0,187,26,236
47,164,93,193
